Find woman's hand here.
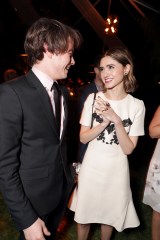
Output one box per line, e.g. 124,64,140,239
95,96,110,112
95,96,121,125
101,107,121,125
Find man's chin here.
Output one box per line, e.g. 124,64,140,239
63,73,68,79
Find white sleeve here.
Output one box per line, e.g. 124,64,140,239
129,99,145,136
80,93,95,127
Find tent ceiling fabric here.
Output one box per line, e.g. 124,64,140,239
9,0,39,25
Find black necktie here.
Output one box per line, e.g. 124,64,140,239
51,82,61,133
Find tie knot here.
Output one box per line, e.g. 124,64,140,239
51,82,61,96
51,82,61,94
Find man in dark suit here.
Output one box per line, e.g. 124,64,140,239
76,54,104,164
0,17,82,240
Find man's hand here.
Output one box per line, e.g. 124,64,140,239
23,218,51,240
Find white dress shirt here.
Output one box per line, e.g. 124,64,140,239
32,66,64,138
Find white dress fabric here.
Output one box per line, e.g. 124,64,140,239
143,138,160,213
69,92,145,232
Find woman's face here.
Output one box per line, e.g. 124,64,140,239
99,56,128,90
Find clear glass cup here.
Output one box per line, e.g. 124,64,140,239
72,162,81,174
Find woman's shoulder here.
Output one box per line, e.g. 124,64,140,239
85,92,97,102
127,94,145,114
128,94,145,105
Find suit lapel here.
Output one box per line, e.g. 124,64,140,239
26,70,59,138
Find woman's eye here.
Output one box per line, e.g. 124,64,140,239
108,65,114,69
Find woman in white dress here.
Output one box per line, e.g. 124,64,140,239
70,47,145,240
143,105,160,240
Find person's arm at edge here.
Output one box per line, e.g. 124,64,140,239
149,105,160,139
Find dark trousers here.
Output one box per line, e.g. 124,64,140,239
19,176,70,240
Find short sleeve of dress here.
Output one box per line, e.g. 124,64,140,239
80,93,95,127
129,99,145,136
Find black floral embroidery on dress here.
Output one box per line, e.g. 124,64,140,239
92,112,103,123
97,131,105,143
96,117,132,145
122,118,132,127
110,131,119,145
106,123,115,134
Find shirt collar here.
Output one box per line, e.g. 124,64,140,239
32,66,55,91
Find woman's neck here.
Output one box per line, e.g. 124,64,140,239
104,88,127,100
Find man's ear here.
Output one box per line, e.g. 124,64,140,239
43,43,52,58
43,43,48,52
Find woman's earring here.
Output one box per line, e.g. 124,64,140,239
124,72,128,76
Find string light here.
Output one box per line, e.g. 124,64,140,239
105,16,118,34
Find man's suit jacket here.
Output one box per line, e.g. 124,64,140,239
0,70,74,230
